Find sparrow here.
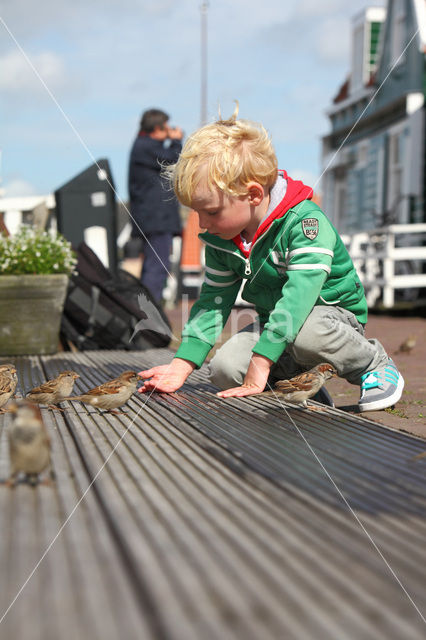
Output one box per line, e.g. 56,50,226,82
64,371,142,414
0,363,18,413
394,335,416,355
7,401,51,486
267,363,337,409
412,451,426,462
26,371,80,410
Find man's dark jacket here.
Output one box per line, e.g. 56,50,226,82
128,134,182,235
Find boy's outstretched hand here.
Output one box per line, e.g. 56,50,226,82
138,358,196,394
217,354,273,398
217,381,266,398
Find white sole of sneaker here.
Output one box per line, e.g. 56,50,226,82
358,374,405,412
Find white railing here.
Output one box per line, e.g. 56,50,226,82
341,223,426,308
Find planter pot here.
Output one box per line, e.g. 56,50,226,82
0,274,69,355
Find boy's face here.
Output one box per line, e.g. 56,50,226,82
191,182,257,241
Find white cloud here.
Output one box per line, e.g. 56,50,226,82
0,49,65,93
296,0,349,18
0,0,176,40
3,178,39,197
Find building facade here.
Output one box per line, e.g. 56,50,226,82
321,0,426,234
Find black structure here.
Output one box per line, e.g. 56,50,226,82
55,159,118,271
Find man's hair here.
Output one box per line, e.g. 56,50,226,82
168,103,277,206
140,109,169,134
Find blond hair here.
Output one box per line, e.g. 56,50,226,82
168,103,278,206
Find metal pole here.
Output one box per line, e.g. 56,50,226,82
200,1,208,126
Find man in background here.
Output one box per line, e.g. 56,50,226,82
128,108,183,303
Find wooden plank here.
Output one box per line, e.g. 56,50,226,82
1,350,426,639
80,350,426,640
0,356,155,640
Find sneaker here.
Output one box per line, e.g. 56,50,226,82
359,360,404,412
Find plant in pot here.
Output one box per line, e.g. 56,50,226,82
0,225,77,355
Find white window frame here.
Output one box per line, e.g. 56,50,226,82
334,179,347,231
356,142,369,169
387,121,408,223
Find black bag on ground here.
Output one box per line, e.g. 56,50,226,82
61,242,172,351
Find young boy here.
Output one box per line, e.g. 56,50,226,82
139,108,404,412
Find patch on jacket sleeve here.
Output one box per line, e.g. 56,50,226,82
302,218,319,240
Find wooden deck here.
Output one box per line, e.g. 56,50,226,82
1,348,426,640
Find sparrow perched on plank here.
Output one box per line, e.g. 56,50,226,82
268,363,337,409
26,371,80,410
64,371,142,414
8,401,51,486
0,363,18,413
394,335,416,355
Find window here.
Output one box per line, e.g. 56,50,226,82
369,21,382,73
387,131,404,222
334,177,347,231
357,143,368,169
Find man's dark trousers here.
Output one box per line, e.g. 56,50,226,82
140,232,173,304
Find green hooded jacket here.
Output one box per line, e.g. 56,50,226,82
175,172,367,368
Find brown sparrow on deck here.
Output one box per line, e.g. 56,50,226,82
64,371,142,414
8,401,51,486
0,364,18,413
26,371,80,410
267,363,337,410
394,336,416,355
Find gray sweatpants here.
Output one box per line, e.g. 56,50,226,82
208,305,389,390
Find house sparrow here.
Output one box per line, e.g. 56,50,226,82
0,364,18,413
64,371,142,414
394,335,416,355
412,451,426,462
8,401,51,486
26,371,80,410
268,363,337,409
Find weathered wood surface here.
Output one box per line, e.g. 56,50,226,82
0,349,425,640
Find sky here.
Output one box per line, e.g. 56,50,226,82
0,0,385,202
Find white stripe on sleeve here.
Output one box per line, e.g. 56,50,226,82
286,263,331,274
205,265,235,276
288,247,334,259
204,276,240,287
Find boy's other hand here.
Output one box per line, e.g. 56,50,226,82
138,358,195,393
217,353,273,398
217,381,266,398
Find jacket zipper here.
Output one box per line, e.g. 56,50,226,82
202,239,251,276
202,217,294,278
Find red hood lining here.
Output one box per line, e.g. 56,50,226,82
232,170,313,257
